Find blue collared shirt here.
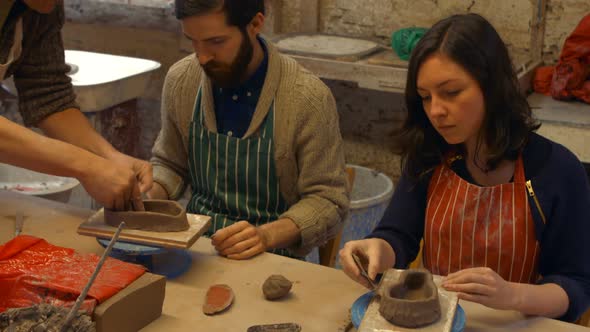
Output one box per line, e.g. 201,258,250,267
212,38,268,138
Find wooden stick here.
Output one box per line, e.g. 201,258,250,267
60,222,126,332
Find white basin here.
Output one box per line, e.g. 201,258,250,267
0,163,80,203
2,50,161,112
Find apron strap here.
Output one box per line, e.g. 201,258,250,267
191,87,204,123
260,99,275,139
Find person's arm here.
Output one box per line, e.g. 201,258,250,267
339,170,430,287
442,267,568,318
533,144,590,321
211,218,301,260
366,169,431,268
37,109,153,193
513,282,569,318
277,78,349,256
0,116,139,210
38,108,118,160
13,4,152,195
148,58,193,200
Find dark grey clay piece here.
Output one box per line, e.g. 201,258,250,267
247,323,301,332
262,275,293,300
378,269,441,328
0,304,95,332
104,199,190,232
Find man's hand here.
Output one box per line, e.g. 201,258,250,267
78,156,141,211
108,152,153,193
211,221,269,260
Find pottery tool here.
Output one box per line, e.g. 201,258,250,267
77,208,211,249
60,222,126,332
352,252,377,289
14,209,23,237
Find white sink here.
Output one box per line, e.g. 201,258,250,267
2,50,161,112
0,163,80,203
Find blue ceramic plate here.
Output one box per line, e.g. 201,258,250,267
351,291,466,331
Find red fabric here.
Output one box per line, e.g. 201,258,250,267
423,156,539,283
0,235,146,313
533,14,590,103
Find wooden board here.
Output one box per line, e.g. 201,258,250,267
94,273,166,332
366,47,532,70
77,209,211,249
359,269,458,332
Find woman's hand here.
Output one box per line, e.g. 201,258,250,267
442,267,520,310
339,238,396,288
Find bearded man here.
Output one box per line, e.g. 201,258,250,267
149,0,349,260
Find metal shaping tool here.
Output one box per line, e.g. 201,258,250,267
60,222,126,332
352,252,377,290
14,210,23,237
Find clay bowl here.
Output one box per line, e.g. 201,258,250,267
378,268,441,328
104,199,190,232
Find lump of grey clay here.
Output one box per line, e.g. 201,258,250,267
262,275,293,300
104,199,190,232
378,268,441,328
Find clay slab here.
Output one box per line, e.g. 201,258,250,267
77,209,211,249
358,269,458,332
104,200,189,232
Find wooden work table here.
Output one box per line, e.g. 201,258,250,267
0,191,588,332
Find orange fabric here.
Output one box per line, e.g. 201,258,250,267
533,66,555,96
423,156,539,283
533,14,590,103
0,235,146,313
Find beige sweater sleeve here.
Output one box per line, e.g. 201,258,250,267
280,74,350,256
150,59,192,200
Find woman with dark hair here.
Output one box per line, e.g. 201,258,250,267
340,13,590,322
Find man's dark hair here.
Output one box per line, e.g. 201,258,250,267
175,0,265,29
397,13,540,180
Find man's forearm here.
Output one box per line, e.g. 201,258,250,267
258,218,301,250
38,108,119,159
0,116,103,180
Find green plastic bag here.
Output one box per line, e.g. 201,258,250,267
391,27,428,61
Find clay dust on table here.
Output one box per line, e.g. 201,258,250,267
0,304,95,332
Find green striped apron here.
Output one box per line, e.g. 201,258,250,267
187,88,292,257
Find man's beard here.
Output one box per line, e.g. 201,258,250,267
202,31,254,88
